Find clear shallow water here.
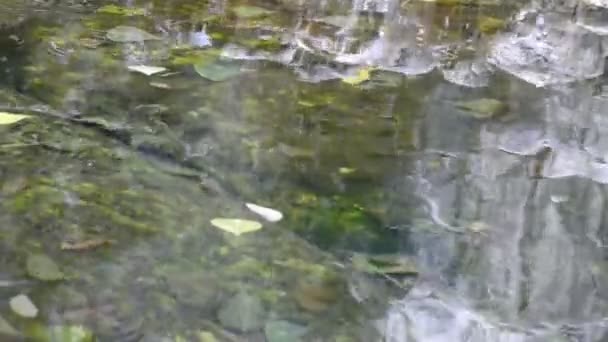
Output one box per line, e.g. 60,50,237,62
0,0,607,341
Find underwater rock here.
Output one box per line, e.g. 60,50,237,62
264,320,307,342
165,272,219,309
217,292,266,332
26,254,64,281
489,11,605,86
293,276,340,312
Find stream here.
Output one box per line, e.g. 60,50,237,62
0,0,607,341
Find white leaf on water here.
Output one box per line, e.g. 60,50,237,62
127,65,167,76
245,203,283,222
9,294,38,318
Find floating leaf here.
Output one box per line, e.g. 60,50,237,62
10,294,38,318
0,112,31,125
127,65,167,76
210,218,262,236
26,254,64,281
194,62,242,82
338,167,356,175
245,203,283,222
342,68,372,85
106,26,160,43
232,6,273,18
97,5,145,16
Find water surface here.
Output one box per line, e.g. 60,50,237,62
0,0,607,341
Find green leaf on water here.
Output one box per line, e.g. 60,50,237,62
106,26,160,43
0,112,31,125
232,6,273,19
26,254,64,281
97,5,145,16
9,294,38,318
338,167,356,175
211,218,262,236
194,62,242,82
342,67,373,85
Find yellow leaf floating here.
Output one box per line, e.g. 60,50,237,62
342,68,373,86
211,218,262,236
0,112,31,125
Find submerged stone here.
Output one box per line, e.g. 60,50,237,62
264,320,307,342
293,276,340,312
217,292,266,332
26,254,64,281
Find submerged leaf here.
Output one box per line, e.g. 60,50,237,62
352,253,418,276
0,314,19,337
211,218,262,236
48,325,95,342
0,112,31,125
127,65,167,76
10,294,38,318
194,62,242,82
454,98,507,119
232,6,273,18
197,331,218,342
245,203,283,222
60,238,115,251
277,143,314,159
478,16,505,34
26,254,64,281
106,26,160,43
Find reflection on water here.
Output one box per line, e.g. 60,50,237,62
0,0,607,341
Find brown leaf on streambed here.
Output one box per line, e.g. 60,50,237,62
60,238,116,251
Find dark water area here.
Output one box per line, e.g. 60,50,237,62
0,0,607,341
